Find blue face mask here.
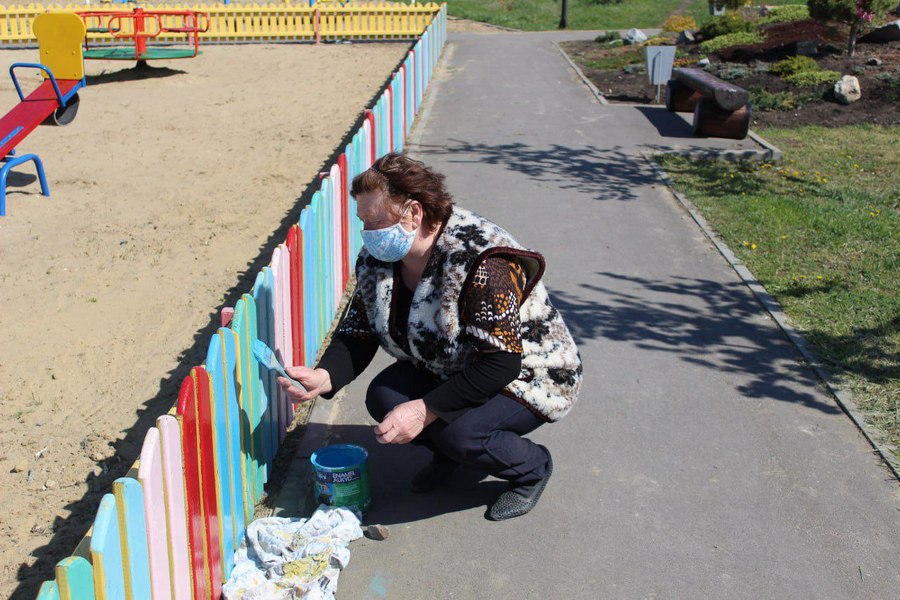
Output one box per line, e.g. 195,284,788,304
361,204,416,262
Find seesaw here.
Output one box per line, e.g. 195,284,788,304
77,8,209,68
0,12,86,217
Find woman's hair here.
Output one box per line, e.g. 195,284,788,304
350,152,454,232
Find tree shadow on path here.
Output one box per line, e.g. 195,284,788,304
411,139,654,203
552,271,842,416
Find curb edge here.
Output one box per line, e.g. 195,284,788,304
642,151,900,483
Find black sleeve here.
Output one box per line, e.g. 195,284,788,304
422,351,522,420
315,334,379,399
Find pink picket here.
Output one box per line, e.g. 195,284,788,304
137,428,172,600
157,415,192,599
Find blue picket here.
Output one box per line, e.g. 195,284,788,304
112,478,151,600
261,266,278,466
89,494,126,600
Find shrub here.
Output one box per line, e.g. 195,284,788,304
699,13,756,39
715,62,752,80
643,36,673,46
784,69,841,86
662,15,698,32
594,31,621,44
699,30,765,52
770,55,819,76
759,4,810,23
751,88,798,110
808,0,896,55
709,0,751,10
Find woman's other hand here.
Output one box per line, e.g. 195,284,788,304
374,399,437,444
277,367,332,403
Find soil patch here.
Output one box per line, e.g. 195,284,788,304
561,28,900,129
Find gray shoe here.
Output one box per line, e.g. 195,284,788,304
486,454,553,521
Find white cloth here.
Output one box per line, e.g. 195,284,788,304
223,505,363,600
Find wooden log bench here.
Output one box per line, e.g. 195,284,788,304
665,68,751,140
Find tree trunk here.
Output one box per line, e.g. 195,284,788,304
559,0,568,29
848,22,859,56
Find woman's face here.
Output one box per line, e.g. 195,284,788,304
356,191,414,232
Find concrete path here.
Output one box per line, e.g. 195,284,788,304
286,32,900,598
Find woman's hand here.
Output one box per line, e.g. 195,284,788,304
374,399,438,444
277,367,332,404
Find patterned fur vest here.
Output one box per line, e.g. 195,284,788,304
355,206,582,422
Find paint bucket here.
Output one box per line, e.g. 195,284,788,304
310,444,371,513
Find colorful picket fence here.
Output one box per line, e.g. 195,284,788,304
0,1,442,46
34,5,446,600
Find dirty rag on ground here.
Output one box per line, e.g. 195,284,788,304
223,505,363,599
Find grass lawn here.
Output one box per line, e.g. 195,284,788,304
658,125,900,454
446,0,684,31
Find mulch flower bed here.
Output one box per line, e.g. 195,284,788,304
561,19,900,129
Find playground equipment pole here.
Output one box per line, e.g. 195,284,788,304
134,8,147,66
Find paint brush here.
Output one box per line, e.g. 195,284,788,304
252,339,306,391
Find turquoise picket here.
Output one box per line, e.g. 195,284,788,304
251,270,275,470
36,581,59,600
231,299,259,511
243,293,267,493
112,478,151,600
205,333,236,579
89,494,126,600
220,327,249,535
320,178,334,325
55,556,95,600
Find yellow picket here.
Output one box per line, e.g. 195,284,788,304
0,2,440,44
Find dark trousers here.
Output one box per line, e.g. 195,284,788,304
365,360,551,485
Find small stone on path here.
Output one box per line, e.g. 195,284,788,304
45,479,59,490
11,463,26,474
365,524,390,541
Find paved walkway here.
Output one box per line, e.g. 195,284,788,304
286,31,900,598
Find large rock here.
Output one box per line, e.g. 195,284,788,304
621,28,648,45
796,40,819,56
861,19,900,43
834,75,861,104
677,30,696,45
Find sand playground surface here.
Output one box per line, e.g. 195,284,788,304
0,38,414,598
